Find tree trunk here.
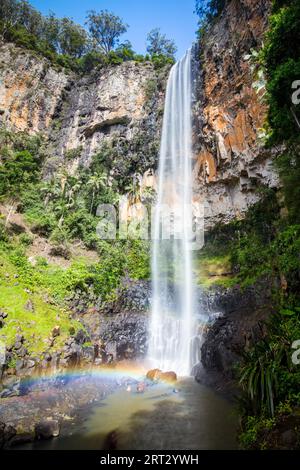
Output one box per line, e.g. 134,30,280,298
5,201,15,228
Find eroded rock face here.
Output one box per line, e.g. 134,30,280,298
193,0,278,228
80,280,151,362
54,62,163,162
0,41,167,189
0,42,69,133
0,0,277,229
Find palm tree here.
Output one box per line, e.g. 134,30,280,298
125,174,142,204
87,173,107,214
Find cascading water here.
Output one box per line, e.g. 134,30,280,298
148,48,199,376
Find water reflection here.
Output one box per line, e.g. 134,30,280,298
20,378,237,450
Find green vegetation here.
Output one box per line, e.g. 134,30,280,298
146,28,177,66
195,0,226,33
0,0,175,72
262,0,300,144
0,122,152,360
0,243,83,358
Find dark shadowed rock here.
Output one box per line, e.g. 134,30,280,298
35,419,60,440
0,421,16,449
198,279,276,384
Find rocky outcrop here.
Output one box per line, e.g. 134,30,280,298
0,41,167,188
79,280,151,362
50,61,166,177
0,372,120,447
193,0,278,228
194,279,276,385
0,42,69,133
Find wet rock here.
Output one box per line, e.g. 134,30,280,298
146,369,177,383
146,369,162,381
161,371,177,383
0,421,17,449
35,419,60,440
136,382,146,393
199,279,275,381
10,432,35,447
281,429,297,447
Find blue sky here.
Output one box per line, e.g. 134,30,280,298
30,0,198,58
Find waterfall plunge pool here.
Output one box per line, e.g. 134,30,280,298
15,375,238,450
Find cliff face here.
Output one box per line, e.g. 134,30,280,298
0,0,277,229
193,0,278,229
46,61,167,182
0,41,167,186
0,43,68,133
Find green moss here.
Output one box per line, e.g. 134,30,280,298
194,254,237,288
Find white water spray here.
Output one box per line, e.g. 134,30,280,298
148,49,198,376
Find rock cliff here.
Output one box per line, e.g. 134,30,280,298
0,41,167,187
0,42,69,133
193,0,278,228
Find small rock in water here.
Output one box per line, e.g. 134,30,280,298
136,382,146,393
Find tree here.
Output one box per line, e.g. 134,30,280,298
17,0,43,37
0,0,19,38
146,28,177,59
58,17,88,58
85,10,128,55
42,12,61,52
87,173,107,214
195,0,226,27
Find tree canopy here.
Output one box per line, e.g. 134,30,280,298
86,10,128,55
146,28,177,59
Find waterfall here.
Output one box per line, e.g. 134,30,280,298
148,49,197,376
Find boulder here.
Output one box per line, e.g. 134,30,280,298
0,422,16,449
161,371,177,383
146,369,177,383
35,419,60,440
10,432,34,447
146,368,162,381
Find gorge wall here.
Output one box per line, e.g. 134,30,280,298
0,0,277,228
193,0,278,228
0,42,167,189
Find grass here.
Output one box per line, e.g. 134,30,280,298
0,245,83,359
